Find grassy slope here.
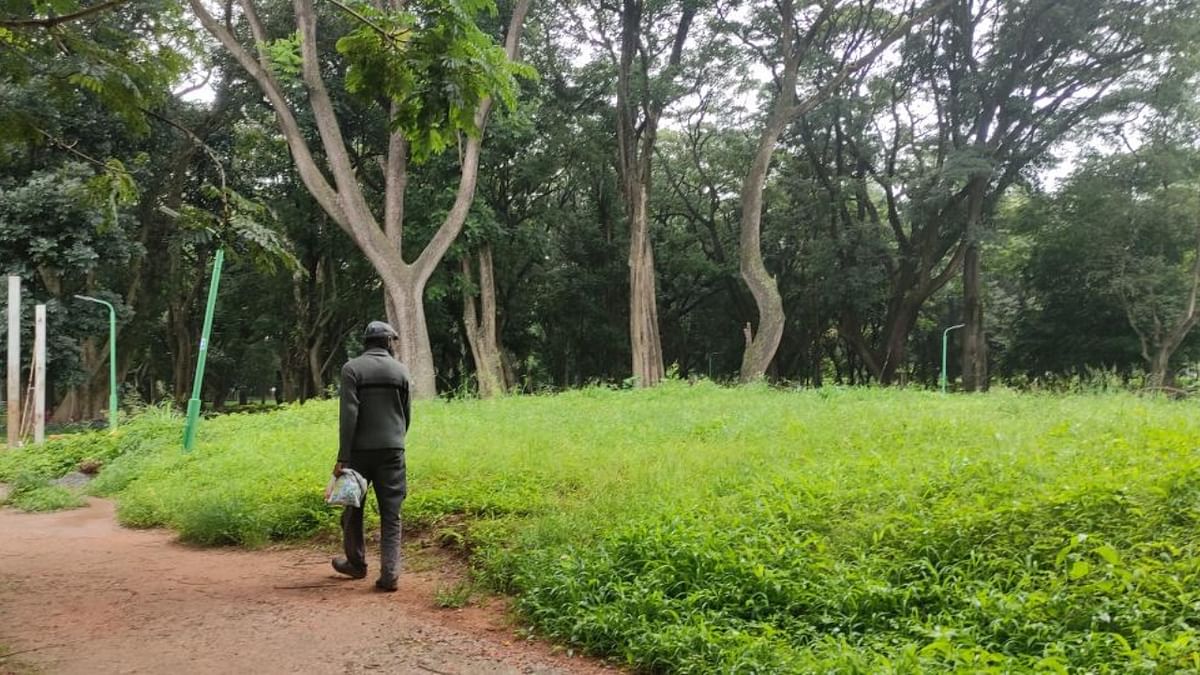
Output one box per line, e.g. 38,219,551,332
4,383,1200,672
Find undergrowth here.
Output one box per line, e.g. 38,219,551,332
3,383,1200,671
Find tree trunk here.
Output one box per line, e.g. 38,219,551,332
739,265,785,381
1148,347,1173,389
384,276,436,396
961,176,988,392
736,1,796,383
462,247,508,397
876,303,919,385
612,0,688,389
961,240,987,391
628,184,665,386
169,303,195,405
280,330,304,402
50,341,108,422
308,338,325,398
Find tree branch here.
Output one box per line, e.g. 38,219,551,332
326,0,411,48
412,0,532,284
187,0,346,231
2,0,128,28
293,0,381,234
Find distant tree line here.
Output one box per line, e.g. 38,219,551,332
3,0,1200,420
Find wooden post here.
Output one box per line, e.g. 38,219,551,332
6,276,19,449
34,304,45,444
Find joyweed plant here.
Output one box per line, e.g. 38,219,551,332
3,383,1199,671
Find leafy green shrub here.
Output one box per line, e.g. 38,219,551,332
8,383,1200,671
0,404,178,489
5,473,85,511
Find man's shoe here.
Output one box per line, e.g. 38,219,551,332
332,556,367,579
375,575,398,592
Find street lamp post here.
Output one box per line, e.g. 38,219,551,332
940,323,966,394
74,295,118,429
183,249,225,452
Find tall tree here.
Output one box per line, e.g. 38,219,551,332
187,0,532,398
1055,142,1200,388
567,0,703,386
786,0,1199,386
923,0,1200,390
730,0,947,382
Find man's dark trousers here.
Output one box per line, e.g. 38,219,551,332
342,449,406,578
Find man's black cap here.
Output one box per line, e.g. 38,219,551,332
363,320,399,340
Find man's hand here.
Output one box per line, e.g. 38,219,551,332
332,462,346,477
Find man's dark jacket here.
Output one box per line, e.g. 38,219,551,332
338,347,412,462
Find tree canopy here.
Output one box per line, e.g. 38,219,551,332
5,0,1200,421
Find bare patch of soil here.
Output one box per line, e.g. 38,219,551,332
0,499,618,675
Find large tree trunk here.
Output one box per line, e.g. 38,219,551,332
384,277,436,396
876,302,920,384
612,0,690,388
461,247,508,397
738,209,786,382
307,338,325,397
280,329,305,402
1148,347,1174,389
168,301,195,405
736,0,797,383
628,185,665,386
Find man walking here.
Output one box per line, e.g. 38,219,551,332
332,320,412,591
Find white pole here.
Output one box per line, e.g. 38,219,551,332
34,304,45,445
6,276,19,449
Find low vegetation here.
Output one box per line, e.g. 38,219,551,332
3,384,1199,671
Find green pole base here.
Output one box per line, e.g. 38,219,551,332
183,398,202,451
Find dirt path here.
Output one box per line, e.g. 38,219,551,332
0,499,617,675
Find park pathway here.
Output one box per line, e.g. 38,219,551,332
0,499,614,675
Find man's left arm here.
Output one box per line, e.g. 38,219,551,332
400,364,412,431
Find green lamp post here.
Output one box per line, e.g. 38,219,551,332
940,323,966,394
74,295,118,430
183,249,225,452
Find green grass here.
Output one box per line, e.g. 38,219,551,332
2,472,85,511
4,383,1200,671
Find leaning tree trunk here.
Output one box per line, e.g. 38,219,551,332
737,74,788,382
628,184,666,387
462,247,508,397
876,302,921,385
737,0,796,383
735,0,947,381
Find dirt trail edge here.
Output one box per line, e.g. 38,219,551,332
0,499,618,675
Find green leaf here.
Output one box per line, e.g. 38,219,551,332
1069,560,1090,580
1094,544,1120,566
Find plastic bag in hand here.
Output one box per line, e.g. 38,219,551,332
325,468,368,507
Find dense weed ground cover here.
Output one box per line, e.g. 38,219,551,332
3,383,1199,672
